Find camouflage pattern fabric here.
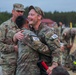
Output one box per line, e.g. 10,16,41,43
62,28,71,46
30,23,62,75
16,28,50,75
62,28,76,46
13,3,25,11
59,28,76,70
30,23,61,65
0,18,19,75
70,50,76,70
58,26,63,41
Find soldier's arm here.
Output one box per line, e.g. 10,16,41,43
39,27,61,65
39,27,61,51
13,30,24,43
22,34,51,56
0,25,16,53
31,38,51,56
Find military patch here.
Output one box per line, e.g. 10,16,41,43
60,42,64,46
32,37,39,41
51,34,58,39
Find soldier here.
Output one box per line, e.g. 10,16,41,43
62,28,76,46
58,22,65,41
61,28,76,70
62,28,76,55
13,15,52,75
0,3,25,75
60,28,71,68
28,5,62,75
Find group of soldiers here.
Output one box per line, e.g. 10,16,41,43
0,3,75,75
55,22,76,71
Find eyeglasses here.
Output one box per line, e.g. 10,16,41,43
16,10,24,13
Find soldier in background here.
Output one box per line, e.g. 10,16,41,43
61,27,76,70
28,5,63,75
0,3,25,75
70,50,76,72
58,22,65,41
62,28,76,53
52,22,59,36
13,15,53,75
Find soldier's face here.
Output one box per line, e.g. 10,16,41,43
12,10,24,19
28,9,39,27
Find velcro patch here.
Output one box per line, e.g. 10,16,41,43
51,34,58,39
32,37,39,41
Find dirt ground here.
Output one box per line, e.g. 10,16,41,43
68,71,76,75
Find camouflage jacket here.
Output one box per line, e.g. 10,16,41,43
30,23,61,65
0,18,19,65
62,28,76,46
16,28,50,75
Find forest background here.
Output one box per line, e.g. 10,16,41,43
0,7,76,27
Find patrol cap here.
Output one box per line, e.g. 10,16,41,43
29,5,44,17
13,3,25,11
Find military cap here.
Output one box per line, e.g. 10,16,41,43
13,3,25,11
29,5,44,17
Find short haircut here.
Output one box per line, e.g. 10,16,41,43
15,15,28,29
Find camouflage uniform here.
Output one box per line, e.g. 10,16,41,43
0,18,19,75
30,23,61,64
28,6,62,75
58,22,65,41
61,28,76,69
16,28,51,75
70,50,76,71
0,3,25,75
30,23,61,75
58,26,63,41
62,28,75,54
62,28,76,45
62,28,71,46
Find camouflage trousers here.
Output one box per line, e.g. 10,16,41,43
61,53,75,70
60,51,68,67
0,64,16,75
16,63,40,75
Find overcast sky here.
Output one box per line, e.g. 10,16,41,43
0,0,76,13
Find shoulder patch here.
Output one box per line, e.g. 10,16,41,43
51,34,58,39
32,36,39,41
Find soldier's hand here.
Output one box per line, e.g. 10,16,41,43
47,62,58,75
46,66,53,75
14,45,18,52
13,30,24,42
